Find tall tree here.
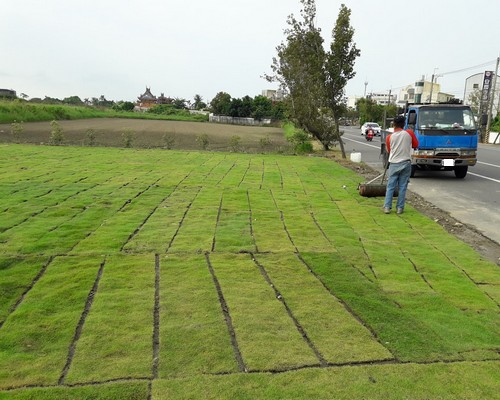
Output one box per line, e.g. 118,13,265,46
193,94,207,110
267,0,359,156
210,92,232,115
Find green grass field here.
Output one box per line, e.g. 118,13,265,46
0,144,498,399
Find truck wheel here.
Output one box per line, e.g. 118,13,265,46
454,166,468,179
410,165,417,178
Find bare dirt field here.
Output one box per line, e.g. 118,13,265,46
0,118,289,152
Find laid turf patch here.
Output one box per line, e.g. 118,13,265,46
302,251,500,362
65,254,155,384
158,254,238,378
0,380,149,400
152,361,500,400
209,253,319,371
0,144,498,398
0,256,102,389
0,256,50,324
255,253,394,364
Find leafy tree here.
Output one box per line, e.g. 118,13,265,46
271,100,288,120
193,94,207,110
113,101,135,111
43,96,62,104
173,98,187,109
228,98,243,117
210,92,232,115
240,96,254,117
252,95,273,120
62,96,84,105
267,0,359,156
467,89,482,115
356,97,383,125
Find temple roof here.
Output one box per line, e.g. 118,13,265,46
138,87,156,101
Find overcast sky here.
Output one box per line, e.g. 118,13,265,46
2,0,499,104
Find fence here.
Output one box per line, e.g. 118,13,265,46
209,114,271,126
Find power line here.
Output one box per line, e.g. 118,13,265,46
368,60,497,95
440,60,497,76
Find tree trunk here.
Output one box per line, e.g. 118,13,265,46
335,121,347,158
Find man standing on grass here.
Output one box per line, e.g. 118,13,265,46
383,115,419,215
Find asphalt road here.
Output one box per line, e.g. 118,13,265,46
340,126,500,245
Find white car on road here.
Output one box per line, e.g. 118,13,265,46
361,122,381,136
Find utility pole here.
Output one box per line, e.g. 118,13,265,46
429,68,438,103
485,56,500,143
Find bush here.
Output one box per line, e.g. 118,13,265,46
10,120,24,143
259,135,274,152
122,130,135,148
229,135,241,152
283,122,313,153
196,134,209,150
162,132,176,149
85,128,97,146
49,120,65,145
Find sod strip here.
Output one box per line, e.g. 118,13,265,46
300,252,500,362
250,254,327,367
0,381,150,400
209,253,318,371
212,189,255,253
216,159,254,187
247,189,295,253
238,157,266,189
255,253,394,364
0,256,52,327
158,254,238,378
64,254,155,384
70,182,170,254
0,256,102,389
260,159,284,190
270,189,333,253
151,361,500,400
58,259,106,384
402,216,500,306
168,188,220,253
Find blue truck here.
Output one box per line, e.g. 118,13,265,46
403,102,479,178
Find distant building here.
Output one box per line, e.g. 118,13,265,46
463,72,500,115
262,89,285,101
347,96,361,108
367,92,396,105
156,92,173,105
137,87,157,108
0,88,16,99
397,78,454,106
136,87,174,110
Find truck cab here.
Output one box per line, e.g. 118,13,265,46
405,103,478,178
